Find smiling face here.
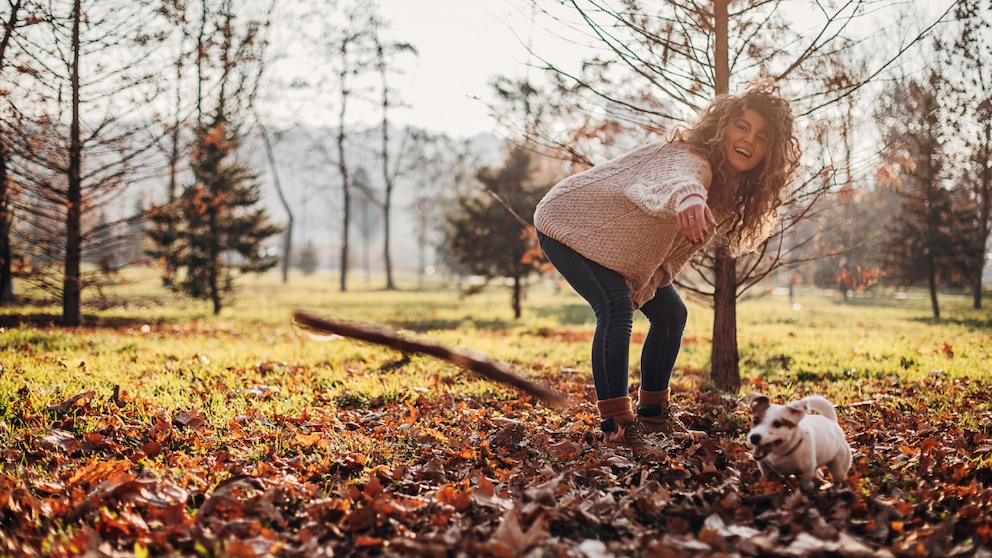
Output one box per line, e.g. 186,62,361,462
721,108,770,181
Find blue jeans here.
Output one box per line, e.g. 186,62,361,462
537,231,687,401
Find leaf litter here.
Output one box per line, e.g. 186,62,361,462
3,359,992,556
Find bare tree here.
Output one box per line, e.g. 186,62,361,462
292,0,383,291
518,0,955,389
2,0,172,324
372,17,416,291
402,131,480,288
0,0,34,304
258,123,293,283
332,6,376,292
942,0,992,309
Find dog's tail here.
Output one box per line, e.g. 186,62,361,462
803,395,838,422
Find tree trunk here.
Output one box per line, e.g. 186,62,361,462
164,53,183,288
709,0,740,390
512,274,522,319
711,252,740,390
209,207,222,315
975,263,985,311
62,0,83,327
380,109,395,291
927,253,940,320
0,138,14,304
975,121,990,310
338,151,350,292
261,125,292,284
0,4,19,304
337,41,352,292
383,194,394,289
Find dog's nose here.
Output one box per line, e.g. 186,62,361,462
749,433,761,445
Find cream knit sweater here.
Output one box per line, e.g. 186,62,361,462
534,141,721,308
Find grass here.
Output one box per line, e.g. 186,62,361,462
4,268,992,556
2,267,990,428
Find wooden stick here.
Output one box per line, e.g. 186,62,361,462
293,310,565,408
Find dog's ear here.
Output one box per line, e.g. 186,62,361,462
749,394,770,415
786,399,809,420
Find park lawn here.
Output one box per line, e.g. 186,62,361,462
1,268,991,556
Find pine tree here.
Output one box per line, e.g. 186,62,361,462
147,113,282,314
446,147,550,318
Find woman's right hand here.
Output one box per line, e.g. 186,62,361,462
677,195,718,244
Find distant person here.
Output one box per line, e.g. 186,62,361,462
534,83,801,459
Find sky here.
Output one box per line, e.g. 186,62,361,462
286,0,957,140
356,0,581,138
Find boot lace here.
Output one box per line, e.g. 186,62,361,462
623,420,665,460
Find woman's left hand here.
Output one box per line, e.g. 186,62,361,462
677,195,717,244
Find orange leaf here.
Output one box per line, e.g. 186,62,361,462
435,482,472,512
364,474,383,499
355,535,384,547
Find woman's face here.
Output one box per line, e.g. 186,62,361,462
721,108,769,180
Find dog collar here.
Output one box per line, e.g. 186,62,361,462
780,435,804,457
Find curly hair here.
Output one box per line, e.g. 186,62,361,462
671,82,801,255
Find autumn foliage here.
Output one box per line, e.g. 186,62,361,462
2,316,992,557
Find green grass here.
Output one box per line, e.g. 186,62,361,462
2,267,990,427
736,291,991,399
4,268,992,556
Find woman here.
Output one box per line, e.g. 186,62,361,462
533,84,801,459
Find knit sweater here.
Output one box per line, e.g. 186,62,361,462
534,141,722,307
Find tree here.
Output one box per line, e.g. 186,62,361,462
801,186,890,298
371,13,416,291
446,147,551,319
288,1,421,292
294,0,379,292
519,0,953,389
297,240,319,275
1,0,172,324
0,0,33,304
146,0,280,315
258,122,294,283
329,3,379,292
406,132,480,287
943,0,992,308
147,115,282,314
876,76,954,320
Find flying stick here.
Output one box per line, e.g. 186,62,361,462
293,310,565,408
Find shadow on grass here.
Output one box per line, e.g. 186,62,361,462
389,317,517,333
388,318,552,333
386,302,593,333
909,315,992,331
833,294,992,331
829,296,918,309
0,310,189,330
530,303,593,326
0,312,66,328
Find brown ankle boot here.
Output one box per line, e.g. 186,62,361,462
616,419,667,460
598,396,666,460
636,388,689,435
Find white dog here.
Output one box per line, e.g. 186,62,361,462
747,393,852,490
